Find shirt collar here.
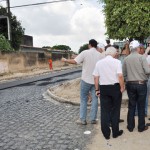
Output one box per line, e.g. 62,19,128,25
106,55,113,58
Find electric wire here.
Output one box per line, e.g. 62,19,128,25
10,0,75,9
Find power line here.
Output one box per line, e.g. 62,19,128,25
0,0,6,3
10,0,75,9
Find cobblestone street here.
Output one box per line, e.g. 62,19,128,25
0,72,97,150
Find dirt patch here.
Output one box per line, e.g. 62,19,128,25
50,78,81,104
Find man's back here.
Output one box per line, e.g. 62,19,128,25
75,48,103,84
94,55,122,85
123,52,149,81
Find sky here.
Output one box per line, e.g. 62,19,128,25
1,0,107,52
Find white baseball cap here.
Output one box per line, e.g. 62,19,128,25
97,43,105,51
129,40,140,49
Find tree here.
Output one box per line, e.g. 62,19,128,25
78,43,88,54
42,46,51,49
0,6,24,50
99,0,150,43
0,34,13,52
52,45,71,50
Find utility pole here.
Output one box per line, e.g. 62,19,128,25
6,0,11,41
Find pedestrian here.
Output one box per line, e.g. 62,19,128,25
119,42,130,64
48,58,53,70
123,40,150,132
135,44,149,117
61,39,104,125
93,47,125,139
145,39,150,120
97,43,105,53
105,39,111,51
112,44,124,123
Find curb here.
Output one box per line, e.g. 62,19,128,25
46,88,80,106
46,80,129,107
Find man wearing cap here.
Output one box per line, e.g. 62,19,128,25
123,40,150,132
62,39,104,125
97,43,105,53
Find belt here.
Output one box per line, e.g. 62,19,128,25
127,81,147,84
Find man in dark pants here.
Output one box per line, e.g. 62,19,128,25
93,47,125,139
123,40,150,132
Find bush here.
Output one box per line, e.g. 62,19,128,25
0,34,13,52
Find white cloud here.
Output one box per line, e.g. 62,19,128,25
1,0,107,52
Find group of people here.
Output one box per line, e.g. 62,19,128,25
61,38,150,139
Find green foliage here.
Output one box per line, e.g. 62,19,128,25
52,45,71,50
78,43,88,54
42,46,51,49
0,34,13,52
99,0,150,42
0,6,24,50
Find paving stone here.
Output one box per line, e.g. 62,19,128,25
0,72,96,150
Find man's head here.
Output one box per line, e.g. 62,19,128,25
113,45,120,58
129,40,140,53
97,43,105,53
139,44,145,55
88,39,98,48
106,39,110,45
105,47,117,57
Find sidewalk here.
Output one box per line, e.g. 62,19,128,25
87,107,150,150
46,80,150,150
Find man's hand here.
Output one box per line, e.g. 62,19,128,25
145,47,150,55
61,58,67,62
95,90,100,96
120,86,125,93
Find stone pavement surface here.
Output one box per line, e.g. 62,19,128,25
1,65,150,150
0,71,98,150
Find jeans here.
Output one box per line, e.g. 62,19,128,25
80,80,98,121
126,83,147,131
145,79,150,115
100,83,122,138
135,79,150,115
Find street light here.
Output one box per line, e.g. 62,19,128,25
0,15,10,40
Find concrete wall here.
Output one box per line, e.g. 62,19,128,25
0,52,49,74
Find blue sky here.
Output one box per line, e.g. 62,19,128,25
1,0,106,52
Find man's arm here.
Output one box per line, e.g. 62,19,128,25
61,58,77,64
118,74,125,93
94,76,100,96
94,76,99,91
122,61,127,81
141,56,150,75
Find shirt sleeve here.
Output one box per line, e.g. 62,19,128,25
141,56,150,75
146,56,150,65
74,51,85,64
117,60,122,74
122,60,127,80
93,63,99,77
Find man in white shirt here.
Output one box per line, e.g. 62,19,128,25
93,47,125,139
62,39,104,125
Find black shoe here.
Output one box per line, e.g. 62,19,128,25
119,119,124,123
113,130,123,138
105,136,110,140
127,127,133,132
138,126,148,132
146,123,150,126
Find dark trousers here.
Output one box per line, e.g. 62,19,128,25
126,83,147,131
100,84,122,138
